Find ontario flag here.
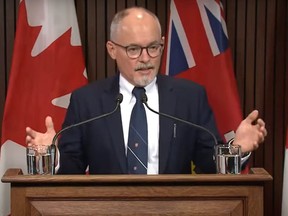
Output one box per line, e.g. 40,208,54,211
0,0,87,215
162,0,242,141
282,127,288,216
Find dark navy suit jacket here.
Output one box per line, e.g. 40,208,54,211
58,74,222,174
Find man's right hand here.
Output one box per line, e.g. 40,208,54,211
26,116,56,149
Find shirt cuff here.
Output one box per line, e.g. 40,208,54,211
227,138,251,165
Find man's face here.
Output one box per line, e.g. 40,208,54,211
107,11,164,87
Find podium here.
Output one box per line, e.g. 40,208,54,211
2,168,272,216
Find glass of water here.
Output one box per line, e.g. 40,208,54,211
26,145,52,175
215,144,241,174
26,146,37,175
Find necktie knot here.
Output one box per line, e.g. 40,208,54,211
132,87,145,102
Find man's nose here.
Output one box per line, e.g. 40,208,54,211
138,48,150,62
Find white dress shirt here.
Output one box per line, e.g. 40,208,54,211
119,74,160,174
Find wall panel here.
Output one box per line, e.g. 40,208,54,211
0,0,18,136
263,1,277,214
235,0,247,111
274,1,287,215
0,0,6,129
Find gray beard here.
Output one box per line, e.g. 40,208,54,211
134,74,153,87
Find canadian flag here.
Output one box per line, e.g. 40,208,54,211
0,0,87,215
282,127,288,216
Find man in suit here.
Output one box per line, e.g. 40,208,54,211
26,7,267,174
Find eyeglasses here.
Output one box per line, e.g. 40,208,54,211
110,41,163,59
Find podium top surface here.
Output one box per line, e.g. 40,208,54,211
2,168,272,185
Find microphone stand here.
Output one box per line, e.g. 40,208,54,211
50,94,123,175
141,93,219,146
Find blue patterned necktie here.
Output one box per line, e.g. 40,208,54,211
127,87,148,174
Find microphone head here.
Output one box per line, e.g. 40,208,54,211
141,92,148,103
116,93,123,104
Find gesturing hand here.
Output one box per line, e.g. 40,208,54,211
26,116,56,149
234,110,267,153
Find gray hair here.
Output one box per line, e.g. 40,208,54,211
110,7,162,40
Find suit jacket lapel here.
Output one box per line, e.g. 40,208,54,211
157,75,177,174
102,74,127,173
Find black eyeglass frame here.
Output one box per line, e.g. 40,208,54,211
110,41,164,59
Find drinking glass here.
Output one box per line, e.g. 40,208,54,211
215,144,241,174
26,145,52,175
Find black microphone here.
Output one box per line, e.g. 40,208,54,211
141,93,219,145
50,93,123,174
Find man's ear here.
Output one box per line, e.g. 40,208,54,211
161,36,165,46
106,41,116,59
